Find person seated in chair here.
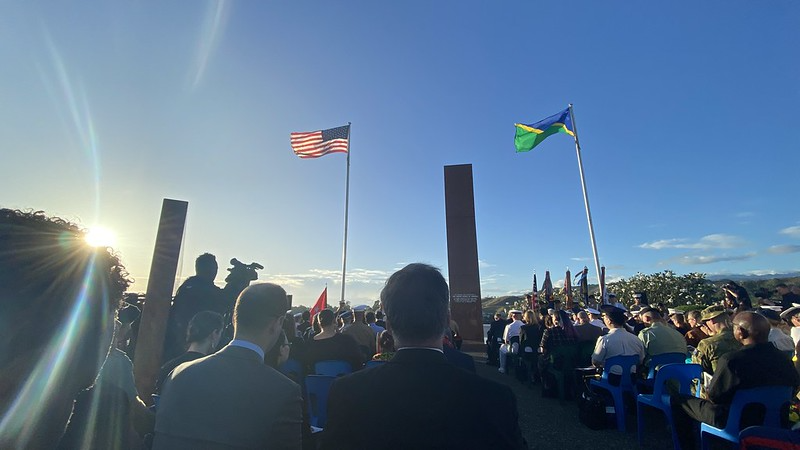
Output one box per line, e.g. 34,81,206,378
591,306,644,386
498,310,524,374
670,312,800,450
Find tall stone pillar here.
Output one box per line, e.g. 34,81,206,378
444,164,483,341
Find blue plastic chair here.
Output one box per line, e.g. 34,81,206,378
365,360,385,369
636,363,702,448
638,352,690,392
740,425,800,449
646,352,689,379
700,386,793,450
305,375,336,428
314,360,352,377
590,354,640,432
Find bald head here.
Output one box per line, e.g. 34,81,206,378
732,311,770,345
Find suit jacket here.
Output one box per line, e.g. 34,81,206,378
153,345,302,450
321,348,526,450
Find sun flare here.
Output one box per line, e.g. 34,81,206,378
85,226,116,248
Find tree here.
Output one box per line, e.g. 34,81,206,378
606,270,719,308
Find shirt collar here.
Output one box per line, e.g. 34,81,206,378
228,339,265,361
397,346,444,354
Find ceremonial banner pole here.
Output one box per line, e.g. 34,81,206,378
340,122,352,304
568,104,602,290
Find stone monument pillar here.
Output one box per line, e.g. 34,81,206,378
444,164,483,341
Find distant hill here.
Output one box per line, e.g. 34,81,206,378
707,272,800,282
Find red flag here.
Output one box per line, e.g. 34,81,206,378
310,287,327,317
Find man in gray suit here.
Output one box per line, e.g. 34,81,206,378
153,283,302,450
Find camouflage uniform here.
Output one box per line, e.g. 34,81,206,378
693,328,741,375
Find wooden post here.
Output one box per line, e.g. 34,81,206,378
133,198,188,402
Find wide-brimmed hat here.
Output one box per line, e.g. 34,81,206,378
586,307,601,315
700,305,726,322
668,308,684,316
781,305,800,320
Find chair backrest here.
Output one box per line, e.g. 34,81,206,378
365,360,385,369
279,358,303,383
314,360,353,377
601,354,640,390
576,340,596,367
650,363,702,398
740,425,800,449
305,375,336,428
723,386,794,434
549,343,579,370
647,352,689,379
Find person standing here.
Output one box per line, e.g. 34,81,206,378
153,283,302,450
163,253,225,362
322,264,526,450
777,284,800,311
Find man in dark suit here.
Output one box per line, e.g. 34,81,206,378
153,283,302,450
322,263,527,450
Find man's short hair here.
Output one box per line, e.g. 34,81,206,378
195,253,217,271
233,283,288,332
686,310,702,321
187,311,224,344
380,263,449,342
0,209,130,431
301,310,311,321
365,311,376,323
318,309,335,327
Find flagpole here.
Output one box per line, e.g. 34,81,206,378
340,122,352,304
568,104,602,291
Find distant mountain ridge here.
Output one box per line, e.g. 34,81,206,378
707,272,800,281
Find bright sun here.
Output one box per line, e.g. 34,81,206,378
85,226,117,248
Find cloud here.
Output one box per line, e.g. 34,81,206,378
570,257,591,262
639,234,744,250
668,253,755,265
268,268,393,288
767,245,800,255
478,259,495,269
780,226,800,238
736,212,755,218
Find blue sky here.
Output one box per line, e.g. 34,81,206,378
2,1,798,307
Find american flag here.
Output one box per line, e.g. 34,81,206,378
290,125,350,159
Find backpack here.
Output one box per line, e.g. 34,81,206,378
577,390,607,430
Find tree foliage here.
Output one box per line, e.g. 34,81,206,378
606,270,719,308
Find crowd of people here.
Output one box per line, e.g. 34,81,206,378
4,206,800,449
0,208,522,449
487,284,800,448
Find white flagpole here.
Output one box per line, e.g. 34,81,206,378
340,123,352,304
568,104,602,290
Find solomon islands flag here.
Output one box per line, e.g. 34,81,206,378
514,107,574,152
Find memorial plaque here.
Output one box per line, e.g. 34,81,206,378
444,164,483,341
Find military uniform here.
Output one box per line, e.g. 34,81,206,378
691,305,742,375
693,329,741,375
